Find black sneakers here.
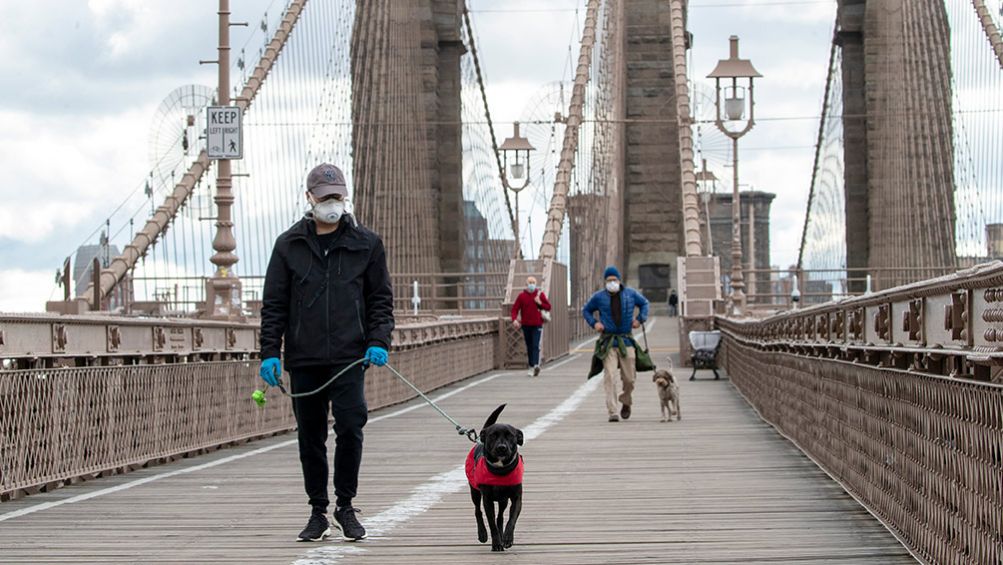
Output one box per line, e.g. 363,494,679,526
297,510,332,542
620,404,631,420
334,506,367,541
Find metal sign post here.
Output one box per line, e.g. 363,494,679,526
203,0,243,320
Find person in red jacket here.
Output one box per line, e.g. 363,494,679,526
511,276,551,377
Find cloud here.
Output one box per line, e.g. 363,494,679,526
0,0,274,312
0,269,58,313
698,0,836,26
0,0,838,311
467,0,585,87
0,107,159,244
0,0,246,116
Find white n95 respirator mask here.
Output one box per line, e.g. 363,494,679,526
312,199,345,224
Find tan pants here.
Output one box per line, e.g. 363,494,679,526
602,345,636,416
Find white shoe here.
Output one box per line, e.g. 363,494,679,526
527,368,535,377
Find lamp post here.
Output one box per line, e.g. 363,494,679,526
499,121,535,259
708,35,761,315
695,158,718,256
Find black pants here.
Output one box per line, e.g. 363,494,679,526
522,325,542,366
290,364,368,512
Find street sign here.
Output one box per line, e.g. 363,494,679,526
206,106,242,159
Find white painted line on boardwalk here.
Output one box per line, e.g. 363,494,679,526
294,372,602,565
0,370,515,523
543,353,581,372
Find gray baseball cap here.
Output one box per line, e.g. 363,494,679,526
306,163,348,198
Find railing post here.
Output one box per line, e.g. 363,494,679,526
410,280,418,316
62,257,71,301
431,276,438,315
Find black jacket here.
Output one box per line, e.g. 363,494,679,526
259,216,394,368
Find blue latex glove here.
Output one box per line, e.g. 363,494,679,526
364,346,388,367
259,357,281,386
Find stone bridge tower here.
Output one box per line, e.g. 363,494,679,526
622,0,688,304
350,0,465,276
837,0,957,291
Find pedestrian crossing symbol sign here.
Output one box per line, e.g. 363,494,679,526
207,106,242,159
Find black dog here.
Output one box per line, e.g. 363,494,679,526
464,404,524,551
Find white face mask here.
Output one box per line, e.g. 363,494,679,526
312,199,345,224
606,280,620,293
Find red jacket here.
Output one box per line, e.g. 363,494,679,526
465,445,524,490
511,289,551,327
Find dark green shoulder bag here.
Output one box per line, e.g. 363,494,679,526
635,322,656,372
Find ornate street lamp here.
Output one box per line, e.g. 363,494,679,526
499,122,535,259
708,35,761,315
695,158,718,256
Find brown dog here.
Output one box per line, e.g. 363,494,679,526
652,360,681,422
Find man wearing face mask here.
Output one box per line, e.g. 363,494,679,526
259,163,394,543
582,266,649,422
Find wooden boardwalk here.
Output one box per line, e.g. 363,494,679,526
0,317,915,564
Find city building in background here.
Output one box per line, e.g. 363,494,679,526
72,243,133,312
708,190,775,303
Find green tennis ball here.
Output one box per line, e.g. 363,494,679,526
252,389,267,407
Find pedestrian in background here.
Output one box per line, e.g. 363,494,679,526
511,275,551,377
583,266,650,422
668,289,679,317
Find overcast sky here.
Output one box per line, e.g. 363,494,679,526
0,0,834,312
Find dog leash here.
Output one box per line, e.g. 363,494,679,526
252,358,479,443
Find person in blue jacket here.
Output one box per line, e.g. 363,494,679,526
582,266,649,422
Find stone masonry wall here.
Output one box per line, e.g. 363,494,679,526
623,0,684,295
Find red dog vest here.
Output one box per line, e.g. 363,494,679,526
465,444,524,490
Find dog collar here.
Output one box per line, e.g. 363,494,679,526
485,451,520,476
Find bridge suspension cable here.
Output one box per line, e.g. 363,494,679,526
799,0,1003,296
669,0,703,258
797,36,845,297
61,0,514,314
948,0,1003,265
461,3,517,245
537,0,602,269
534,0,631,310
972,0,1003,67
74,0,310,310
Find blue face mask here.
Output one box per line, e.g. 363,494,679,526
527,284,537,293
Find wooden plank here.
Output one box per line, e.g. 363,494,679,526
0,317,915,564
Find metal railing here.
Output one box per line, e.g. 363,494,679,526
718,261,1003,564
0,315,497,500
390,272,508,315
733,266,961,310
121,272,509,317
